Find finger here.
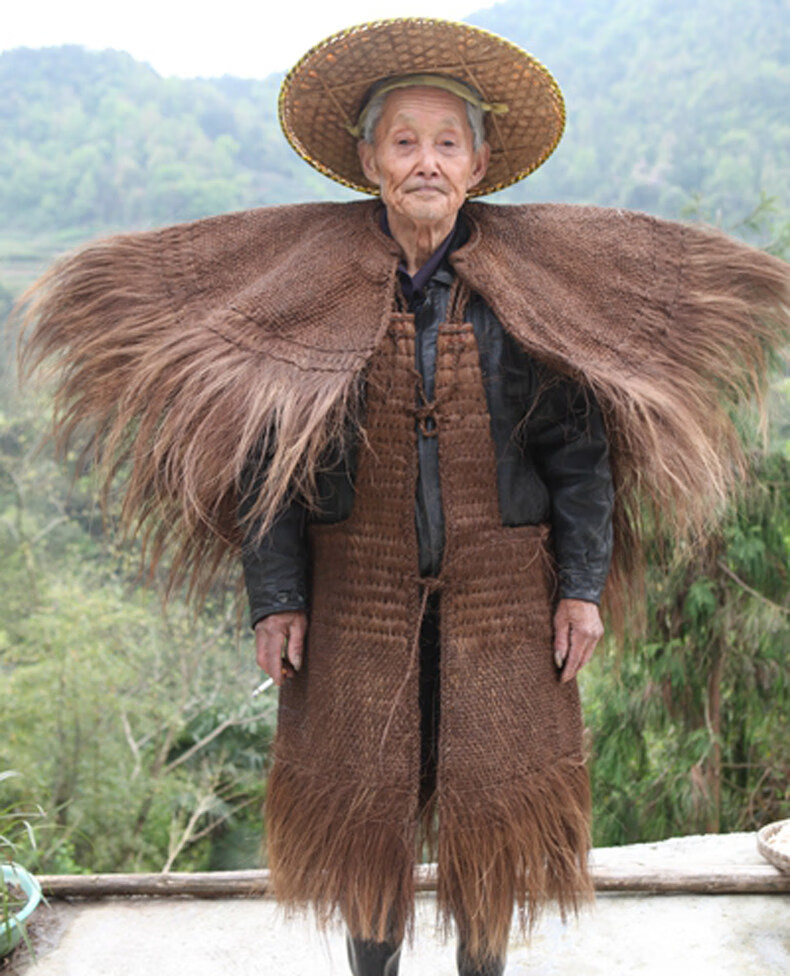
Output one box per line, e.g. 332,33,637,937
559,630,582,682
561,630,598,683
255,638,269,674
257,635,288,687
579,633,599,670
553,611,570,669
287,627,305,671
275,649,299,683
268,645,289,686
279,634,297,681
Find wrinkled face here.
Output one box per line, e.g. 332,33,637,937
357,87,490,227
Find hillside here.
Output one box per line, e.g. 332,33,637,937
476,0,789,221
0,0,787,238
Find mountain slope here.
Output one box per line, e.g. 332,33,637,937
0,0,787,232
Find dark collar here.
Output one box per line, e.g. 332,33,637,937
380,210,470,302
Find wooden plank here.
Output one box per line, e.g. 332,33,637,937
39,870,272,898
591,864,790,893
37,863,790,899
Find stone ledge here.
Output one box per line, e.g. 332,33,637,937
14,833,790,976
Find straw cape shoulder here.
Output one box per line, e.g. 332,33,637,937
16,199,790,619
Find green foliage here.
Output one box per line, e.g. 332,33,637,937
0,771,42,863
1,770,43,958
476,0,790,241
1,0,788,239
0,396,275,873
584,451,790,845
0,46,345,234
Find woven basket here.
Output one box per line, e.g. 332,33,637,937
279,17,565,197
757,819,790,873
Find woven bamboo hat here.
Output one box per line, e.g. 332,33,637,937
279,17,565,197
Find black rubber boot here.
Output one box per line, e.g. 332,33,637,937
345,934,402,976
456,943,506,976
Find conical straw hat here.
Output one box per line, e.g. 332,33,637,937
279,17,565,197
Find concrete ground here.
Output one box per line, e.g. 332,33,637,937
14,834,790,976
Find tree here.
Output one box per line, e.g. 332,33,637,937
0,398,275,873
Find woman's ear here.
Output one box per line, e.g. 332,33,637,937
357,140,380,186
467,142,491,191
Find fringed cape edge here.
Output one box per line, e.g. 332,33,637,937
15,199,790,622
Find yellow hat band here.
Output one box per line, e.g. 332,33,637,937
346,73,509,139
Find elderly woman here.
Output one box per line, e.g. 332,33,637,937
250,68,611,976
19,17,790,976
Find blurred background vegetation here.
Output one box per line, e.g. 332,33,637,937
1,0,788,873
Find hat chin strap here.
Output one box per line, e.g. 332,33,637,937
345,72,509,137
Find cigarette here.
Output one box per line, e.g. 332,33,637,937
252,636,290,698
251,677,275,698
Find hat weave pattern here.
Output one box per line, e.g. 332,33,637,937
279,18,566,196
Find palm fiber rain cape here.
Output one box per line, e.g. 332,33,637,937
16,200,790,960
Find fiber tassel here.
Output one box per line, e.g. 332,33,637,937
266,759,418,944
437,760,593,963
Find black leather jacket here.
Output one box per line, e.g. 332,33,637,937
240,222,614,627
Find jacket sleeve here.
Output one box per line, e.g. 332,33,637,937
527,375,614,605
238,462,309,630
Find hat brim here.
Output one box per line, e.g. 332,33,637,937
278,17,566,197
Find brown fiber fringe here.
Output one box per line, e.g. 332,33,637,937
603,227,790,634
437,760,593,964
265,759,416,944
14,200,789,626
14,204,397,603
456,205,790,637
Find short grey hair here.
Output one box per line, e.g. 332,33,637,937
361,87,486,151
